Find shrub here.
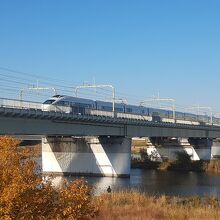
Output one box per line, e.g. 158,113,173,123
0,136,98,219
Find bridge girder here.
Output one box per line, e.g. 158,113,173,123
0,115,220,138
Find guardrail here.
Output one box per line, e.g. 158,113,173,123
0,97,42,110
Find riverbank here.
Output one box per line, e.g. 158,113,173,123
131,148,220,173
94,192,220,220
132,158,220,173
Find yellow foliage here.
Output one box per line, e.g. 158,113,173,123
0,136,98,219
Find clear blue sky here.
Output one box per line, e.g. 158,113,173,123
0,1,220,109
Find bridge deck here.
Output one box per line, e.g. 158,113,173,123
1,106,220,138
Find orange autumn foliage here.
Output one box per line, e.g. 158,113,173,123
0,136,98,219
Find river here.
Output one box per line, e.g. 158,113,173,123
50,168,220,197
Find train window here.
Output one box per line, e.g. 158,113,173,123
74,102,92,108
83,104,91,108
116,108,123,112
52,95,63,98
43,100,55,104
57,101,65,105
127,108,132,113
102,106,112,111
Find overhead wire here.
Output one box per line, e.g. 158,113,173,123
0,70,116,101
0,66,146,103
0,66,82,86
0,66,218,114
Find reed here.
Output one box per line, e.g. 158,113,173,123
94,191,220,220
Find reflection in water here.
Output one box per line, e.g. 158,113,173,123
50,169,220,197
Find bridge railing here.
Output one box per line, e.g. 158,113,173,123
0,97,42,110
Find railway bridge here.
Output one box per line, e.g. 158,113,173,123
1,98,220,177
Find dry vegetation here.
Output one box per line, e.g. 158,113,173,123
204,159,220,173
0,136,98,219
95,192,220,220
132,147,220,173
1,136,220,219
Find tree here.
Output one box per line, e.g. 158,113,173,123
0,136,98,219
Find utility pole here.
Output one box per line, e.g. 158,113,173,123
19,86,57,101
140,96,176,121
186,106,213,125
75,84,116,115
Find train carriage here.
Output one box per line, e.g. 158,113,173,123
96,100,124,112
42,95,219,126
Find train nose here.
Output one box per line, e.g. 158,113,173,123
42,104,50,111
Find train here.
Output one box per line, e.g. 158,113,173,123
42,95,220,126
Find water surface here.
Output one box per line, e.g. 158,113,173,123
51,169,220,197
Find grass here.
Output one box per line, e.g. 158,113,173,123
94,191,220,220
132,159,218,173
157,159,220,173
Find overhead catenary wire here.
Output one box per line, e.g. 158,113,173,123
0,66,83,86
0,70,116,99
0,67,143,105
0,67,144,102
0,66,217,115
0,67,205,108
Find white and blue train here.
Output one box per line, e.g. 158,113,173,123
42,95,220,126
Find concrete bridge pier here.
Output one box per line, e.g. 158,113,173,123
187,138,212,160
211,139,220,158
42,136,131,177
155,138,212,160
142,137,212,161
